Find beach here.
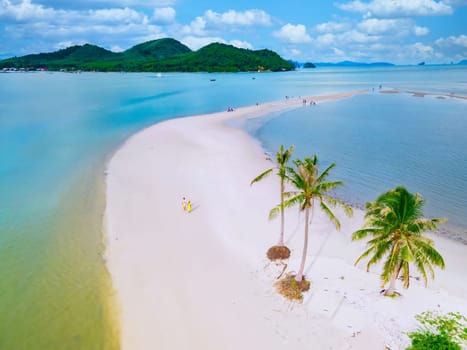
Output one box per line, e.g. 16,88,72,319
105,91,467,349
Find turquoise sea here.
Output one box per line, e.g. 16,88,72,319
0,66,466,348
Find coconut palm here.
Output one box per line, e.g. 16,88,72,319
251,145,294,249
275,155,353,282
352,186,446,296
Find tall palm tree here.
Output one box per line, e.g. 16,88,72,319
352,186,446,296
276,156,353,282
251,145,294,247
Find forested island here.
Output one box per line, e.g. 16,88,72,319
0,38,294,72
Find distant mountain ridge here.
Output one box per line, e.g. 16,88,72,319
315,61,395,67
0,38,294,72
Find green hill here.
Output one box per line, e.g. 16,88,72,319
0,44,117,70
146,43,294,72
122,38,191,61
0,38,294,72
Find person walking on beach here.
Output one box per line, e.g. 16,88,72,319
182,197,187,211
186,200,192,213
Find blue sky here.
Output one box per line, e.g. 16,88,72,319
1,0,466,63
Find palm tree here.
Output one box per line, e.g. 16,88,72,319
251,145,294,251
276,156,353,282
352,186,446,296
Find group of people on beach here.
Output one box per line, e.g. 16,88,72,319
227,107,235,112
181,197,192,213
303,98,317,106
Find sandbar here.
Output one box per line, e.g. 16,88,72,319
105,90,467,349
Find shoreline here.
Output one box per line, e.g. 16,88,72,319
105,90,467,349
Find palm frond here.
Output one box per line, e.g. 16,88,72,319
413,239,445,269
269,205,280,220
320,201,340,230
325,196,353,217
368,240,393,274
316,162,336,183
316,180,344,193
381,246,401,284
352,228,375,241
282,194,306,211
400,242,414,262
354,246,375,268
250,168,273,185
401,261,410,289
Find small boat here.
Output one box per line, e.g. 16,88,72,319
210,78,216,81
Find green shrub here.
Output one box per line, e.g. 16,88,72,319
407,332,461,350
406,311,467,350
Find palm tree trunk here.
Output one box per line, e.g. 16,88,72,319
384,272,398,296
296,205,310,282
278,179,285,246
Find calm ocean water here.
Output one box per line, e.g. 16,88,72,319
0,65,466,348
250,92,467,238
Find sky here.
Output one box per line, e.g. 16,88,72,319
1,0,466,64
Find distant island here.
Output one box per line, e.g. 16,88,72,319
0,38,294,73
303,62,316,68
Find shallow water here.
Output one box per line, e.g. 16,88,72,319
250,92,467,239
0,66,466,348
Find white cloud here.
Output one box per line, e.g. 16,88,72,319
340,29,381,43
204,9,271,27
336,0,453,17
181,36,253,51
273,24,311,43
39,0,176,7
289,48,301,56
152,7,175,24
356,18,430,38
111,45,125,52
312,30,381,55
0,0,150,25
0,0,167,54
181,35,225,51
317,30,380,46
410,42,435,58
229,39,253,49
54,40,85,50
182,9,271,36
357,18,407,34
333,47,346,56
314,33,337,46
0,0,57,22
315,21,350,33
414,26,429,36
182,16,207,36
88,8,147,23
435,34,467,47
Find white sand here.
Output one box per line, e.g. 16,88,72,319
105,91,467,350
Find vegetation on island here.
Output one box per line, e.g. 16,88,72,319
251,145,295,261
303,62,316,68
407,311,467,349
352,186,446,297
0,38,294,72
